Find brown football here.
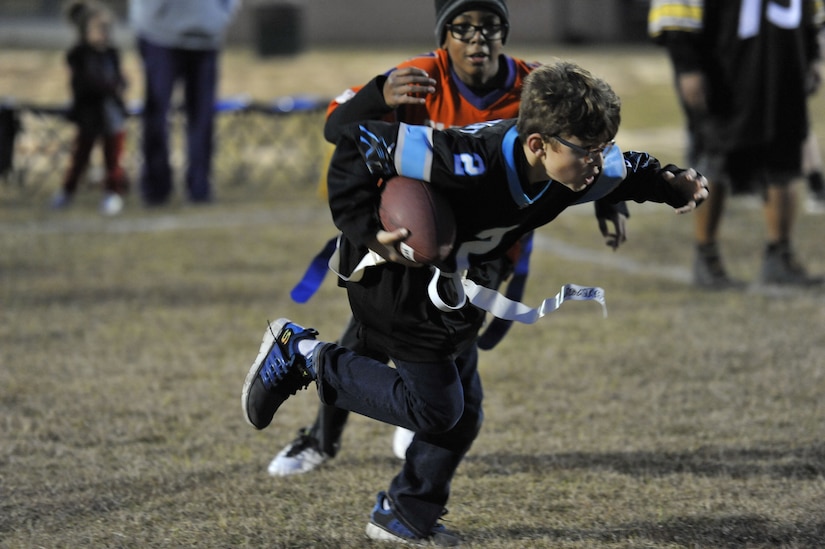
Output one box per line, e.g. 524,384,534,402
378,175,456,264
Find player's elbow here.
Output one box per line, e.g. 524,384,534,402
323,114,347,144
323,123,340,144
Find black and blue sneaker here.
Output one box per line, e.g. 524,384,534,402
242,318,319,430
365,492,460,547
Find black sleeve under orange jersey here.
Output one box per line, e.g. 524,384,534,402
323,51,443,144
323,78,394,143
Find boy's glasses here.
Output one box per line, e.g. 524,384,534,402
552,135,615,161
446,23,508,42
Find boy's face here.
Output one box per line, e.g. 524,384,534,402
539,135,615,192
442,10,506,87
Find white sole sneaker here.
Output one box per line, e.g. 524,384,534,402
100,193,124,216
392,427,415,460
267,434,329,476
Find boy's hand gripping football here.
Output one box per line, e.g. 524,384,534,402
369,228,421,267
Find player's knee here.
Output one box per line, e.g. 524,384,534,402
411,396,464,434
446,405,484,447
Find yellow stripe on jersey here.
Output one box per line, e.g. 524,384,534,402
648,0,704,38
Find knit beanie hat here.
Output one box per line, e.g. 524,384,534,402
434,0,509,46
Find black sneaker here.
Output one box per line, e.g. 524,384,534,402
365,492,460,547
693,242,744,289
267,428,330,476
242,318,319,430
761,241,824,286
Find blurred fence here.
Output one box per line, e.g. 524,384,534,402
0,95,329,197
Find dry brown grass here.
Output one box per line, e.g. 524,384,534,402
2,45,825,548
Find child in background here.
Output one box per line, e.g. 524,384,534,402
52,0,129,216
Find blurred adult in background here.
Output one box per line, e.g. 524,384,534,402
129,0,239,206
649,0,825,287
54,0,129,216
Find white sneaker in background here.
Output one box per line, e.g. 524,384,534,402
100,193,124,216
267,430,329,477
805,192,825,214
392,427,414,460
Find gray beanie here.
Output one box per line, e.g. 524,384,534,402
434,0,509,46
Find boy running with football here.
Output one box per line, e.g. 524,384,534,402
242,60,708,545
269,0,629,477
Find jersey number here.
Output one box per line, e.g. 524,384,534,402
453,153,486,176
455,226,518,264
739,0,802,38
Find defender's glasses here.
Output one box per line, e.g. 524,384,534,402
446,23,508,41
552,135,615,161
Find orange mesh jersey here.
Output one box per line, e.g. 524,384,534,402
327,48,539,129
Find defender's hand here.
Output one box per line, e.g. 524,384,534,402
383,68,436,108
598,211,628,251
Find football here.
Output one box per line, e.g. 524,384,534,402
378,175,456,264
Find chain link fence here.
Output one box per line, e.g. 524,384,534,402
0,95,329,198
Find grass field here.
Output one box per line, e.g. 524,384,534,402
2,45,825,548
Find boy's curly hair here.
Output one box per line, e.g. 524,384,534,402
517,60,621,146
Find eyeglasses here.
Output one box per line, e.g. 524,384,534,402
552,135,615,161
446,23,508,42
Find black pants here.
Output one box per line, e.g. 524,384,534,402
307,316,385,456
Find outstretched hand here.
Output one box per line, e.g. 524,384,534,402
383,67,437,108
662,168,709,214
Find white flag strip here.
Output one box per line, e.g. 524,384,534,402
331,243,608,323
427,268,607,322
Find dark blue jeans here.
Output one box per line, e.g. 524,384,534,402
315,342,483,537
137,37,218,204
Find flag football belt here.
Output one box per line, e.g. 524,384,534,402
290,233,536,349
327,236,607,324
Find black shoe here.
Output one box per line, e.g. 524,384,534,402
241,318,318,430
761,242,824,286
693,243,744,289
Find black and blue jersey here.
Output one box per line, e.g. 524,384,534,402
327,119,690,360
